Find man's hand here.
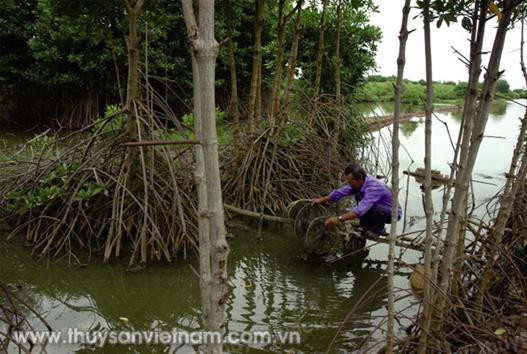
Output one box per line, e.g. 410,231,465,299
324,216,340,229
312,197,327,204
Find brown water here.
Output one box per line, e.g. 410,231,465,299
0,228,411,353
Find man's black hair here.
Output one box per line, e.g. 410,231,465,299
344,164,367,180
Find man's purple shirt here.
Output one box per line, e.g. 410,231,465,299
329,175,402,219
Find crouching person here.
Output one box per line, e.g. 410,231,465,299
312,164,402,237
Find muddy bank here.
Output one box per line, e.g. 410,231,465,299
366,104,460,130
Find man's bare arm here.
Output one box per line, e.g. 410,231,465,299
312,195,332,204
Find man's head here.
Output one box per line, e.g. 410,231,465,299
344,164,367,189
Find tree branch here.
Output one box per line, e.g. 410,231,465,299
180,0,198,40
134,0,145,11
121,0,133,14
284,0,303,23
521,17,526,85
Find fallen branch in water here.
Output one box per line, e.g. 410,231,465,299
224,204,291,223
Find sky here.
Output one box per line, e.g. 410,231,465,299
370,0,526,89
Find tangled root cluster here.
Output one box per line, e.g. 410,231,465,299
222,126,346,215
0,105,199,267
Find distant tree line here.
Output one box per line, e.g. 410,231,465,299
355,74,526,104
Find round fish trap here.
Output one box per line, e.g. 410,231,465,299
304,216,341,255
286,199,312,220
293,203,327,241
289,202,341,255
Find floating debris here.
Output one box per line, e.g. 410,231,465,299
404,168,446,189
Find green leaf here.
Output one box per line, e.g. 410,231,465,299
494,327,506,336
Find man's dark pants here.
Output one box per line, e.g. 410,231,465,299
359,204,393,235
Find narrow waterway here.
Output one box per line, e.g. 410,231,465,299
0,99,523,353
370,99,521,227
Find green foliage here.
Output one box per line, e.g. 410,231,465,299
403,83,427,105
28,133,54,149
416,0,470,28
356,76,516,103
277,123,306,147
400,120,421,137
512,89,527,98
1,0,382,128
356,80,428,104
496,79,510,95
181,112,194,127
453,81,468,98
340,104,372,151
489,99,507,116
433,82,457,101
73,181,108,203
164,108,231,144
0,0,191,124
0,0,35,93
294,1,381,95
4,162,108,214
93,104,125,134
415,1,526,31
11,0,126,92
355,81,394,102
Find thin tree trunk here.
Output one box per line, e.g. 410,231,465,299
123,1,141,124
110,43,124,106
334,0,343,140
433,0,515,333
181,1,230,353
313,0,328,98
431,0,486,286
309,0,328,125
255,61,262,121
428,0,486,333
522,18,527,80
451,202,468,297
475,22,527,311
122,0,145,188
418,1,435,351
226,0,240,146
247,0,266,135
192,51,214,350
269,0,287,124
281,0,303,122
387,1,411,352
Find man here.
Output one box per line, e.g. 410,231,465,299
312,164,402,236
